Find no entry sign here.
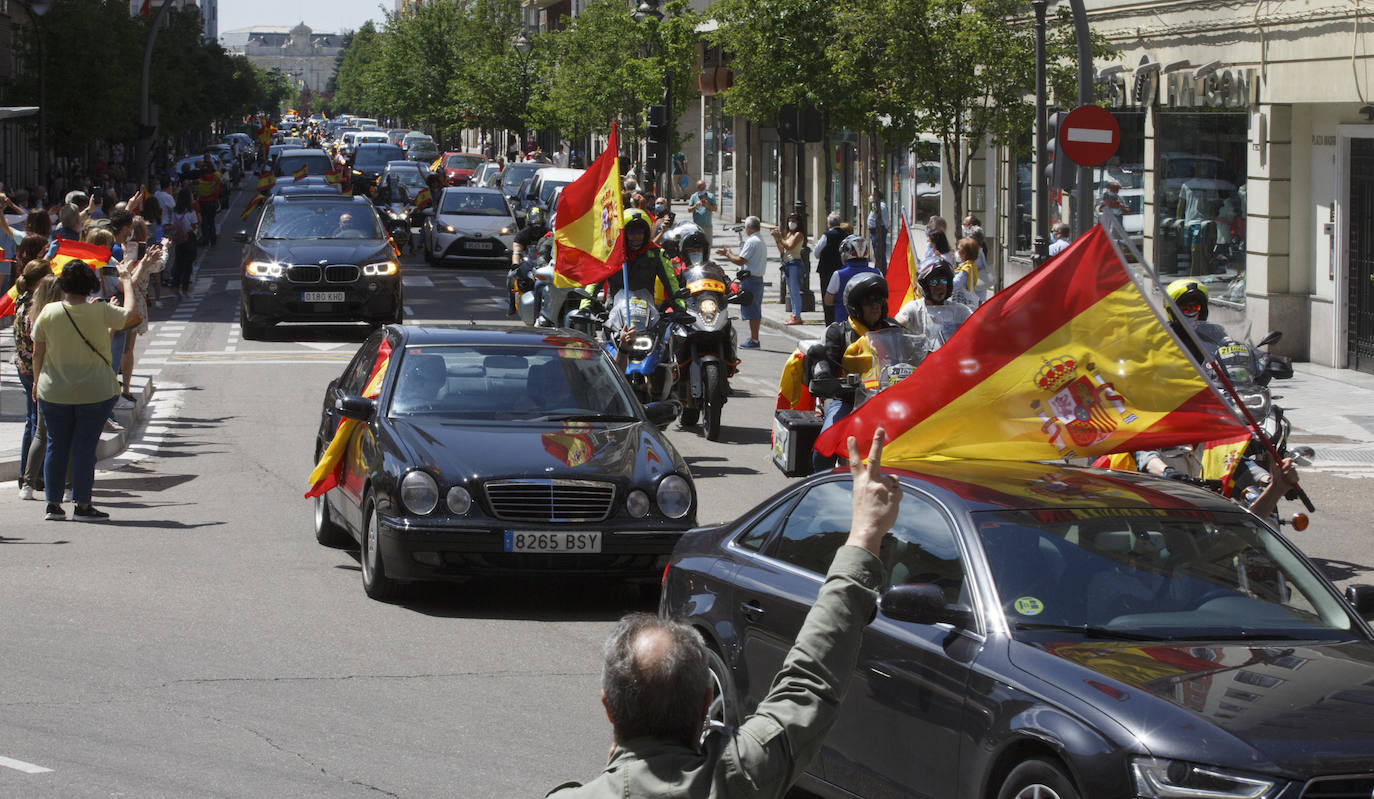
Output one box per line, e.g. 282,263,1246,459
1059,105,1121,167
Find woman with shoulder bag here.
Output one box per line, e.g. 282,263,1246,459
168,187,198,297
30,261,141,521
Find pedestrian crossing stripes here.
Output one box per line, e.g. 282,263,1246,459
456,275,496,289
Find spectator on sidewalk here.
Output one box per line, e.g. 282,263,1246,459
717,216,766,348
867,189,889,273
813,213,847,325
114,218,165,409
688,180,716,246
772,211,806,325
1048,222,1072,257
13,259,53,500
168,187,199,297
19,274,64,500
31,261,141,521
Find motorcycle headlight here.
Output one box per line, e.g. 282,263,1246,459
656,474,693,519
626,489,650,519
699,297,720,316
246,260,285,278
1130,757,1279,799
632,336,654,353
400,470,439,515
362,261,399,276
446,485,472,515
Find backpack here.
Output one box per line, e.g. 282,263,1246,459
170,213,190,245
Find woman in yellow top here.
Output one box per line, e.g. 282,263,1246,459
952,237,985,307
771,211,807,325
31,259,145,521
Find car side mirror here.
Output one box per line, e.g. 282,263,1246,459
233,230,248,243
880,583,973,628
335,395,376,421
643,401,679,428
1346,585,1374,621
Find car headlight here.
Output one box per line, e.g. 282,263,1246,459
499,226,512,235
446,486,472,515
440,223,456,234
352,168,363,175
246,260,285,278
656,474,692,519
626,489,650,519
400,470,439,515
363,261,399,276
1131,757,1279,799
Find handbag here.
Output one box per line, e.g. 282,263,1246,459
61,304,112,369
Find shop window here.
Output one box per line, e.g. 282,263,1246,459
830,136,857,225
1152,113,1249,306
1012,134,1033,255
762,129,779,225
1091,112,1146,253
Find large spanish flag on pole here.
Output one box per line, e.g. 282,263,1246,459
815,224,1249,461
553,123,624,287
0,240,111,317
886,212,919,317
305,338,393,498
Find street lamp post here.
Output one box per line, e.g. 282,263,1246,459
1032,0,1049,267
633,0,669,199
136,0,176,187
22,0,51,191
513,28,533,144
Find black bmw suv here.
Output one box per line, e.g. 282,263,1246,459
236,194,403,340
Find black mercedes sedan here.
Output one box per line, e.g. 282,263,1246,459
661,459,1374,799
313,325,697,601
236,194,402,339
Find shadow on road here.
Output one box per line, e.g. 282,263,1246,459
684,455,761,479
255,324,375,344
1310,557,1374,583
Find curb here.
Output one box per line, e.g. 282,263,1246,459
0,376,155,484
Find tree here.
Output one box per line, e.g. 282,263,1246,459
330,22,383,116
449,0,535,135
376,2,467,139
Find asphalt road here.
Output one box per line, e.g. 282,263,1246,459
0,191,1369,797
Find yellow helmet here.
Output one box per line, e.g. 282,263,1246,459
1166,278,1208,321
622,208,652,238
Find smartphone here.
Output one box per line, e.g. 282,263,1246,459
136,242,147,259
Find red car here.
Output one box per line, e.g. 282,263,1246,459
437,152,487,186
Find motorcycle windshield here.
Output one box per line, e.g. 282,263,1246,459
680,262,729,289
605,289,659,333
856,328,932,408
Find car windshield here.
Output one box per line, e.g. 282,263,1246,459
275,154,332,177
382,168,427,191
444,154,483,170
976,510,1358,641
355,146,405,170
501,165,542,194
540,180,573,204
389,344,638,420
440,192,509,216
258,203,383,240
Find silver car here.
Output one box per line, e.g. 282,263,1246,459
422,187,517,266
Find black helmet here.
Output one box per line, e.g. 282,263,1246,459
916,258,955,301
680,227,709,257
525,206,547,228
843,272,888,322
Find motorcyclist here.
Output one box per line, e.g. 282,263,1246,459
508,206,552,315
668,224,709,275
894,258,972,348
824,235,883,325
596,208,683,311
809,272,902,471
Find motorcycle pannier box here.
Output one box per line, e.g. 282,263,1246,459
773,409,823,477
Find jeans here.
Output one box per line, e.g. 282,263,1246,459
871,229,888,273
199,204,217,246
110,328,127,379
17,370,36,481
811,397,854,473
781,259,804,316
739,276,765,322
173,240,197,289
40,396,117,506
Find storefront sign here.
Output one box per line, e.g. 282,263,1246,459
1107,66,1260,110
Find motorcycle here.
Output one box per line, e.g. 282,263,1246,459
512,258,591,333
672,261,750,440
375,183,417,254
598,289,684,405
851,327,934,407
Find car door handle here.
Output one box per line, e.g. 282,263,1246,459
739,600,766,620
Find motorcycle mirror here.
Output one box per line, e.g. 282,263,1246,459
1257,330,1282,348
1290,444,1315,461
674,287,690,299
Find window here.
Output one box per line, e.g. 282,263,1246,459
772,481,853,574
734,499,795,553
339,334,384,395
886,493,965,604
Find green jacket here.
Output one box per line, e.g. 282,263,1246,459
547,545,885,799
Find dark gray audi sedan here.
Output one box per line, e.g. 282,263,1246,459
661,459,1374,799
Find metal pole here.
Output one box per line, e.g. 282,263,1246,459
136,0,176,187
37,24,46,190
1032,0,1049,266
1068,0,1095,237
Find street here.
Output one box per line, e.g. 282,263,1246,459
0,190,1371,797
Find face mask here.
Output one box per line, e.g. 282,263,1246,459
688,251,706,266
961,226,972,237
787,222,798,231
654,205,666,214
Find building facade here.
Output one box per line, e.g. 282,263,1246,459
220,22,342,93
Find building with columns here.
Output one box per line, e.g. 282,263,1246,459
219,22,343,93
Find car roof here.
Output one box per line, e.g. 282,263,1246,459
384,160,423,169
270,193,372,206
440,186,502,197
395,325,599,348
357,142,402,150
279,148,329,157
865,459,1243,515
534,168,585,182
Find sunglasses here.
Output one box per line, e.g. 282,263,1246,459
927,277,950,286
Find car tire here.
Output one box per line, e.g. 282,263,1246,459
240,305,267,341
313,492,353,548
703,363,725,442
703,645,739,731
360,496,403,601
996,758,1082,799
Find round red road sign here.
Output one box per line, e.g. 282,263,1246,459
1058,105,1121,168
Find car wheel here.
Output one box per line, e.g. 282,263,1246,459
313,492,353,548
703,363,725,442
240,305,267,341
996,758,1082,799
360,496,403,601
703,646,739,731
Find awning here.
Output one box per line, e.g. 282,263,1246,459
0,107,39,121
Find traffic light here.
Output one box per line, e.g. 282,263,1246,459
1045,110,1077,191
646,104,669,174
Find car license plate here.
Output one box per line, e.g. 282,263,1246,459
303,291,346,302
466,241,494,251
503,531,602,553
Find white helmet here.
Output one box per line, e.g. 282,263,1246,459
839,234,870,262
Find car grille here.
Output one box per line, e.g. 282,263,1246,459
287,265,321,283
484,479,616,523
325,264,360,282
1301,776,1374,798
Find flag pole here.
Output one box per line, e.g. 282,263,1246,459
1207,360,1315,512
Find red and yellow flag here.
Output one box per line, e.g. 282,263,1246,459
0,240,112,317
256,171,276,194
292,164,309,182
553,123,624,287
305,338,393,498
195,171,221,204
886,212,919,317
240,193,265,220
815,224,1249,461
324,167,346,186
413,187,432,210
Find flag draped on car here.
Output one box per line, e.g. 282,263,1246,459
240,194,265,220
0,240,112,317
305,338,393,498
885,212,920,317
292,164,309,182
814,224,1249,461
256,172,276,194
412,188,432,210
553,123,624,288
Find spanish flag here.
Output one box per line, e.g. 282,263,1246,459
814,224,1248,461
240,193,265,220
0,240,112,317
413,187,432,210
305,338,393,498
324,167,346,187
292,164,309,182
553,123,624,287
195,170,221,205
886,212,920,316
257,172,276,194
